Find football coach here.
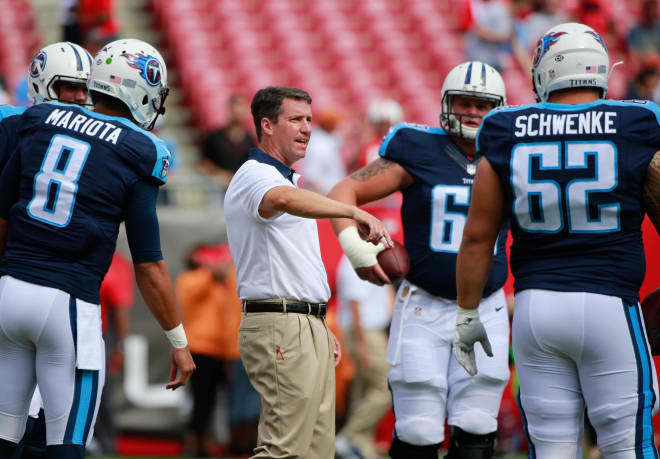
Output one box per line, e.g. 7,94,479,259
224,86,392,458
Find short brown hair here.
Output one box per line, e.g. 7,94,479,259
251,86,312,141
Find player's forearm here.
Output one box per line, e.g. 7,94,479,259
327,180,360,235
643,151,660,234
134,260,183,331
262,186,358,220
456,237,494,310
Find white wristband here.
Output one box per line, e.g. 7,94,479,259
164,323,188,348
337,226,386,269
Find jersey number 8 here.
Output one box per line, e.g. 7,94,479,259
27,134,90,227
511,141,620,234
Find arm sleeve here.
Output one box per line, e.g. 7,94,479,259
0,150,21,219
124,180,163,264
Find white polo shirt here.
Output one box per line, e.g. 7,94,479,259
224,148,331,303
336,255,391,331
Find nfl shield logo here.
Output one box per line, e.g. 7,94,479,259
467,163,477,175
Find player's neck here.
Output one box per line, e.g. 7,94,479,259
547,88,601,105
451,135,476,156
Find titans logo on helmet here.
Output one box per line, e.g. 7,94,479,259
30,51,47,78
585,30,608,52
121,52,162,87
533,31,567,67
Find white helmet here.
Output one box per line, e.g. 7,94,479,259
532,22,610,102
88,38,168,130
367,99,403,125
440,61,507,141
28,42,92,104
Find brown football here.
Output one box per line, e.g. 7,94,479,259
642,287,660,356
377,240,410,281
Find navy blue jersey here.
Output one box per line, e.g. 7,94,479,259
380,123,508,299
0,105,26,172
478,100,660,302
0,102,171,303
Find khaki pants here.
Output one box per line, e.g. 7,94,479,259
341,328,391,457
239,311,335,459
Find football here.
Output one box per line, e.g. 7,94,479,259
642,287,660,356
377,240,410,281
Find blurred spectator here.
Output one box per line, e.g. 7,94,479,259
176,244,259,457
297,109,346,194
334,255,393,459
524,0,570,50
90,252,135,455
78,0,120,55
352,99,403,171
624,53,660,101
463,0,514,71
199,94,255,188
60,0,81,44
569,0,617,50
627,0,660,59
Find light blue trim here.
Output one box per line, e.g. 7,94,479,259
72,370,94,445
0,104,26,120
378,122,448,158
628,305,655,458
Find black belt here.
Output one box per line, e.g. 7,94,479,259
243,300,327,317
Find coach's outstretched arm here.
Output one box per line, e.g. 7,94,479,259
260,184,393,248
644,151,660,234
454,158,506,375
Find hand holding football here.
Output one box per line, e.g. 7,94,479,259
377,240,410,281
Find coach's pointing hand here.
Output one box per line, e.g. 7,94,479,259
352,207,393,248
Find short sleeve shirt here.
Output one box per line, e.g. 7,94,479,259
224,148,330,303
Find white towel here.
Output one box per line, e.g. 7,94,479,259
75,299,103,370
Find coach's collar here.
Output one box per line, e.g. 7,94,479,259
248,148,295,183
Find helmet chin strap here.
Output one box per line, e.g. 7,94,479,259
145,87,169,131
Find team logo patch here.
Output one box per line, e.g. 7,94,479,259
121,52,163,86
533,31,566,67
160,157,170,178
30,51,47,78
413,306,422,316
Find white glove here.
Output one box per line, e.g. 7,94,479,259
337,226,386,269
453,306,493,376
